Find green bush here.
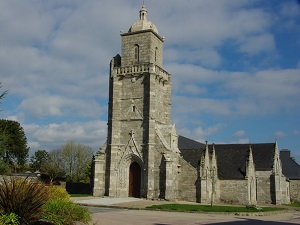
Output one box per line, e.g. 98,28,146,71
41,200,90,225
0,176,49,223
0,213,20,225
46,186,70,202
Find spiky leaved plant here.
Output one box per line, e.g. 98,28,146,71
0,176,49,223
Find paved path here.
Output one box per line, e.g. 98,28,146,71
72,197,142,206
90,208,300,225
72,197,300,225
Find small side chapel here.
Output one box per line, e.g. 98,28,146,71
93,5,290,205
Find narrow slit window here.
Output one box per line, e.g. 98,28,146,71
134,45,139,64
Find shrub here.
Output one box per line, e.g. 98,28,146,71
46,186,70,202
0,213,20,225
41,200,90,225
0,176,49,224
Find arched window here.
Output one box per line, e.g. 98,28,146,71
134,45,139,64
155,47,158,63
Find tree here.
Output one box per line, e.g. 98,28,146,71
84,160,94,182
0,83,9,173
0,82,8,111
61,141,94,182
40,149,65,184
0,119,29,173
0,131,9,174
29,150,49,172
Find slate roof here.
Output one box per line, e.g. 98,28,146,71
211,143,275,179
178,135,205,150
280,150,300,180
178,136,204,168
178,136,275,180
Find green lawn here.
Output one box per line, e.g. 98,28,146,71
70,194,92,197
284,202,300,207
146,204,285,213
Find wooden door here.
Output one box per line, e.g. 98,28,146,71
129,162,141,197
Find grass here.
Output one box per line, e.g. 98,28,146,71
284,202,300,207
146,204,285,213
69,193,92,197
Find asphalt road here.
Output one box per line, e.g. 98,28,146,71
87,207,300,225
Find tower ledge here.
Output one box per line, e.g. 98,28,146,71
114,63,170,82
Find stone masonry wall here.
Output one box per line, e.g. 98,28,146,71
290,180,300,201
121,31,163,67
256,171,272,204
119,75,145,146
220,180,248,205
153,76,171,125
153,139,167,199
178,157,198,202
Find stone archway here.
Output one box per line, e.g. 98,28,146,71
129,162,141,197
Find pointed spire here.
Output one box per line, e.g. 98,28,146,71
140,5,148,21
273,139,282,175
246,144,255,179
205,141,209,159
248,145,254,164
202,141,210,178
211,143,218,174
275,139,279,155
212,143,217,165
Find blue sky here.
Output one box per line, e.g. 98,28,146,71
1,0,300,162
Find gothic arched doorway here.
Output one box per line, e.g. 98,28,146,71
129,162,141,197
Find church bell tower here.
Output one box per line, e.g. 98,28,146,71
93,5,180,200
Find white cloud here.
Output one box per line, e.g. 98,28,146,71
155,0,274,65
19,95,103,119
275,131,286,139
4,115,19,122
235,138,250,144
293,130,300,136
232,130,246,138
165,48,222,68
172,66,300,118
24,120,107,153
280,1,300,18
177,124,224,142
28,141,41,150
238,33,275,55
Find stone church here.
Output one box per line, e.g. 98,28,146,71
93,5,290,205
